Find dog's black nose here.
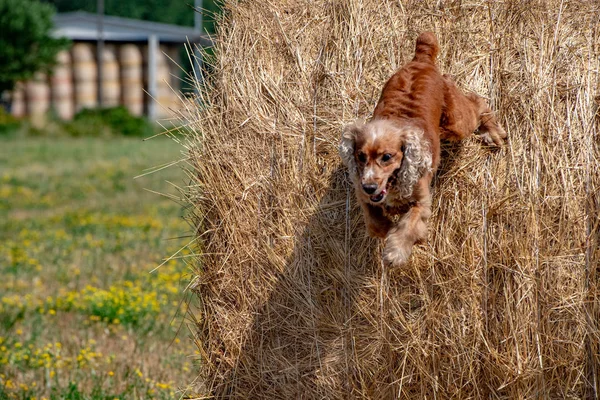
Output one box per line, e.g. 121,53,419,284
362,184,378,194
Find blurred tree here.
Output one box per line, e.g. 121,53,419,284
0,0,69,95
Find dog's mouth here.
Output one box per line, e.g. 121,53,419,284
370,188,387,203
368,170,400,203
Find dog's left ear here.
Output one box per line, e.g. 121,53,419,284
339,119,364,167
395,126,433,197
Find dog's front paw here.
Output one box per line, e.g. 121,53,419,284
383,241,413,267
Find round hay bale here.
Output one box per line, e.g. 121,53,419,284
119,44,144,116
156,44,177,119
72,42,97,111
101,45,121,107
50,50,74,120
10,82,26,118
25,72,50,124
183,0,600,398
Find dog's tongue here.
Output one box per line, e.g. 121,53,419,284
370,188,387,203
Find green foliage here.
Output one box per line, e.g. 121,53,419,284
0,107,21,135
65,106,154,137
0,107,155,137
0,0,70,94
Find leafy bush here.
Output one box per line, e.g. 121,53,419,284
64,106,154,137
0,107,20,135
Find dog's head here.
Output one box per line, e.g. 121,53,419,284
340,119,431,204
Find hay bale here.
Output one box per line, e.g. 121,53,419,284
183,0,600,398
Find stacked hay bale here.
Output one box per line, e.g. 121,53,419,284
50,50,74,120
101,45,121,107
119,44,144,117
72,43,97,111
24,72,50,125
183,0,599,398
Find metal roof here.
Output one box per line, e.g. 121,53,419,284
53,11,212,46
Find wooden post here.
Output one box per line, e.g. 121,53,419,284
97,0,104,107
194,0,204,92
147,34,158,120
195,0,203,34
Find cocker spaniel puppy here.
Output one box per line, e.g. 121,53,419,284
340,32,506,266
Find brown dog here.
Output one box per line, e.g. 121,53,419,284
340,32,506,266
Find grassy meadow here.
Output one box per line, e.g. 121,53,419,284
0,135,199,399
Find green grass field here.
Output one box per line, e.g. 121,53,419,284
0,136,198,399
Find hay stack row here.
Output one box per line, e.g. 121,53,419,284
11,43,180,120
183,0,599,398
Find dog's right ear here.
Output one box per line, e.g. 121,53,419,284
339,119,364,167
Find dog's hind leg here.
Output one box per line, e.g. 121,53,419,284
469,93,507,146
441,75,506,146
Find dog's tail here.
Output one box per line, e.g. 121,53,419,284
412,32,439,64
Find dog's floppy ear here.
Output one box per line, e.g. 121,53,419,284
395,126,433,198
339,119,364,168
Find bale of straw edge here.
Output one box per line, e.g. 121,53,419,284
183,0,600,398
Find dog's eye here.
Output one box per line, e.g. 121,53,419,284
381,153,392,162
357,152,367,163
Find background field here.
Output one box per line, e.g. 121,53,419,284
0,136,198,399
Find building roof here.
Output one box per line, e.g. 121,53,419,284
53,11,212,46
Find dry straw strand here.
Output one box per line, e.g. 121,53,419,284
180,0,600,398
